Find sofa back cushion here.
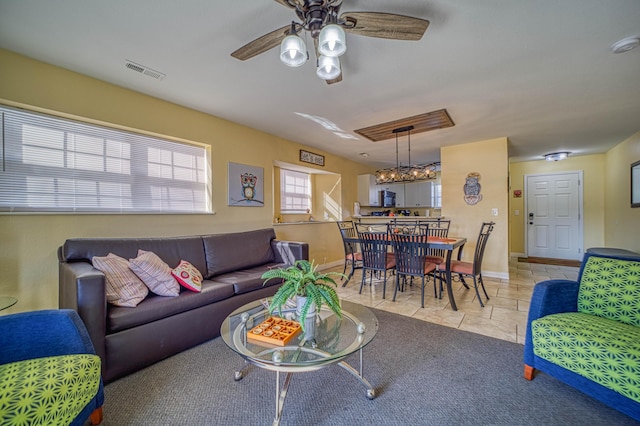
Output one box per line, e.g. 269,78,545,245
60,236,208,278
202,228,276,278
578,255,640,327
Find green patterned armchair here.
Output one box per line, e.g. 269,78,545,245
0,309,104,425
524,252,640,421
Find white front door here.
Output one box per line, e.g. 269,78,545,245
526,172,583,260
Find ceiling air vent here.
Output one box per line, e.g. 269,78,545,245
125,60,165,80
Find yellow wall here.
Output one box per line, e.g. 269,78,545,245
508,154,606,255
604,131,640,251
0,48,371,313
441,137,510,277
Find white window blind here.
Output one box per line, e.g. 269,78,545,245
280,169,311,213
0,106,211,213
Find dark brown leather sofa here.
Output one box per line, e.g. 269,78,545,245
58,228,308,383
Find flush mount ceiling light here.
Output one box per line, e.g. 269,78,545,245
231,1,429,85
611,36,640,54
544,152,570,161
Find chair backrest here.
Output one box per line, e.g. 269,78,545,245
389,232,430,277
387,221,425,235
471,222,495,273
337,221,359,257
356,226,391,272
424,220,450,258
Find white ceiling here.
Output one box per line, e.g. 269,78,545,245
0,0,639,169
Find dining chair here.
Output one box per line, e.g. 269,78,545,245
439,221,495,307
389,230,440,308
423,219,451,266
356,225,396,299
336,220,362,285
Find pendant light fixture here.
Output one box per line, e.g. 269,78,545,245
316,55,341,80
280,23,307,67
374,126,439,184
318,23,347,57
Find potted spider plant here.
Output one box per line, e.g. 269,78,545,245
261,260,343,332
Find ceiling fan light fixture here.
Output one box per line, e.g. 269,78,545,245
280,34,307,67
316,55,341,80
318,24,346,57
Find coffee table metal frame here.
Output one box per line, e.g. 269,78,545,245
221,300,377,425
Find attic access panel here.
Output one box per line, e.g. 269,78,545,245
354,109,454,142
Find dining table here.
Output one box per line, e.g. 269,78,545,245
341,233,467,311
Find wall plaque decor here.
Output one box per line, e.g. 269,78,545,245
463,172,482,205
299,149,325,166
228,162,264,207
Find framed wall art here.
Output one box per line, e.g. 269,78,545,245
632,160,640,208
228,162,264,207
299,149,325,167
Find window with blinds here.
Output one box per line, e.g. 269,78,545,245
0,106,211,213
280,169,311,213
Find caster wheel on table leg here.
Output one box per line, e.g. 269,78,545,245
234,371,243,381
366,388,376,400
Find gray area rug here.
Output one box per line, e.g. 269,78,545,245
103,308,638,425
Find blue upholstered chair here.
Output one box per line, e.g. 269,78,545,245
0,309,104,425
524,251,640,421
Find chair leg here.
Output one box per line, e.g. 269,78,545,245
90,407,104,425
524,365,535,380
472,276,485,307
359,270,366,294
392,273,400,301
459,274,470,289
382,270,387,299
420,276,425,308
479,274,490,300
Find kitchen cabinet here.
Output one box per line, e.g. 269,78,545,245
357,174,380,206
404,181,433,207
358,175,406,207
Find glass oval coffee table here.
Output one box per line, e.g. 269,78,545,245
221,299,378,425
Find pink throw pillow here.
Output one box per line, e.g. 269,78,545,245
172,260,203,292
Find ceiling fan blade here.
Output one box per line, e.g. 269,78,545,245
340,12,429,41
231,25,291,61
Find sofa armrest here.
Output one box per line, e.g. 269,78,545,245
0,309,97,365
271,240,309,264
524,279,579,364
59,261,107,367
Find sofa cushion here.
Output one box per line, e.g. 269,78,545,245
532,312,640,404
212,263,285,295
578,256,640,327
202,228,276,278
92,253,149,307
129,249,180,297
107,280,235,333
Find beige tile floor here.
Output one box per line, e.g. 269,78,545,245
333,257,579,344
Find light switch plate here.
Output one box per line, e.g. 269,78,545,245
492,208,498,216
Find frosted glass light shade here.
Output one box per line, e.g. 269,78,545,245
318,24,346,57
280,34,307,67
316,55,341,80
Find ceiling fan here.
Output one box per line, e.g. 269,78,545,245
231,0,430,84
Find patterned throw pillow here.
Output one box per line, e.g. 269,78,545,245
129,249,180,297
92,253,149,307
578,256,640,327
171,260,203,292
